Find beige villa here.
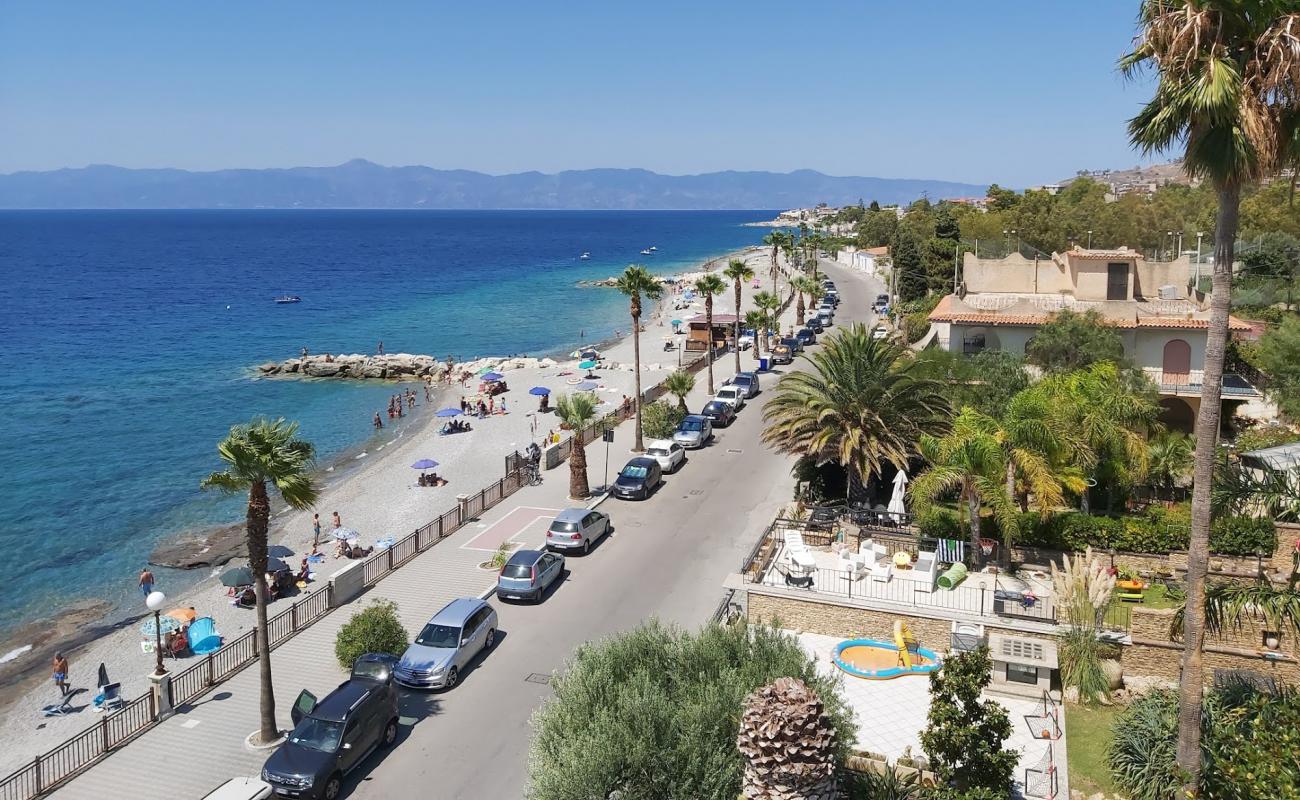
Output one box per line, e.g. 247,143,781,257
925,246,1259,433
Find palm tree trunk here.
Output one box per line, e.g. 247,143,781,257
569,432,589,499
631,307,645,452
796,292,805,326
247,480,278,744
1176,184,1239,790
733,281,743,375
1005,460,1016,505
967,485,982,562
705,296,716,395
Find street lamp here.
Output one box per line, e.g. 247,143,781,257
1087,230,1093,248
1195,231,1205,285
145,590,167,677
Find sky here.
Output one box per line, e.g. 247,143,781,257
0,1,1160,187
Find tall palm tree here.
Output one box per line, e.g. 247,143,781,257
762,324,950,501
694,273,728,394
753,290,782,342
790,275,821,327
616,265,664,452
555,392,597,499
201,418,319,745
744,309,768,362
723,259,755,374
762,231,785,283
662,370,695,413
1122,3,1300,784
910,410,1022,561
1148,430,1194,502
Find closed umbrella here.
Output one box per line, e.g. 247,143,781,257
411,458,439,469
140,615,181,637
220,566,255,587
528,386,551,396
886,470,908,521
435,408,462,418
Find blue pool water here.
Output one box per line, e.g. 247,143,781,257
0,209,771,637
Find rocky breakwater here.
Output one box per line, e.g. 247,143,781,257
255,353,558,381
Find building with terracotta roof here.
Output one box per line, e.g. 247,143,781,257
926,246,1259,433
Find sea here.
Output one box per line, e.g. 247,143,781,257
0,209,773,642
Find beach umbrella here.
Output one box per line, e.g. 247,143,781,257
887,470,909,521
579,349,599,359
97,663,109,690
670,319,683,327
435,408,462,418
411,458,439,469
333,527,361,541
481,371,504,381
528,386,551,396
141,615,182,637
267,544,295,558
576,381,598,391
165,607,197,625
220,566,255,587
266,557,291,573
577,360,597,370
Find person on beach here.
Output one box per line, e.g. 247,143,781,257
377,340,384,355
300,346,309,359
373,412,383,430
332,511,341,529
500,398,507,414
487,396,495,415
52,652,69,696
139,567,155,598
312,513,321,548
397,400,404,419
407,392,415,411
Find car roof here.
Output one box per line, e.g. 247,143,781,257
626,456,658,467
310,680,376,723
646,438,675,449
428,597,484,627
553,507,590,522
682,414,707,422
506,549,544,566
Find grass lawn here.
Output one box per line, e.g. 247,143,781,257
1103,582,1183,630
1066,702,1122,797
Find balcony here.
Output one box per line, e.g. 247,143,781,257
1141,368,1260,398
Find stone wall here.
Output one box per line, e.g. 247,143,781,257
1122,606,1300,686
1131,606,1295,658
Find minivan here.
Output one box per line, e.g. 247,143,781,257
395,598,497,690
611,456,664,499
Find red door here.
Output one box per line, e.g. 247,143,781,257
1162,339,1191,384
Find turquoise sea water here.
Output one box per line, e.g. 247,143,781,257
0,210,771,638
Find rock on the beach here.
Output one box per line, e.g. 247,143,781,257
149,523,247,570
303,360,344,377
258,362,280,374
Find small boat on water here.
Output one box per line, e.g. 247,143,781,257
275,295,302,304
580,252,591,260
649,246,657,251
639,249,652,256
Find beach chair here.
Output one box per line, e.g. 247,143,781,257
188,616,222,656
97,683,124,713
782,531,816,576
42,693,76,717
858,538,893,582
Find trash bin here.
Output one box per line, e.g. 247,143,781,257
759,357,769,372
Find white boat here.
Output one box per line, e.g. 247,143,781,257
274,295,302,304
649,246,657,251
580,252,590,260
640,249,652,255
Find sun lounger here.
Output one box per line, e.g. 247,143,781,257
94,682,124,713
42,694,76,717
782,531,816,575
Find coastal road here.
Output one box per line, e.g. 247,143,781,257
348,259,886,800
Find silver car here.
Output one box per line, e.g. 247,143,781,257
394,598,497,690
672,415,713,449
496,549,564,602
545,507,611,554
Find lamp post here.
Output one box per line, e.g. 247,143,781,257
1195,231,1205,286
1087,230,1093,249
145,590,167,677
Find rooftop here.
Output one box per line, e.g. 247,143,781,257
928,294,1251,331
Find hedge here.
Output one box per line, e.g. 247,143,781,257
1006,507,1276,557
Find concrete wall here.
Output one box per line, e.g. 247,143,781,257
1072,260,1127,301
949,324,1035,355
1135,257,1192,298
962,252,1193,300
963,252,1047,294
1133,329,1207,372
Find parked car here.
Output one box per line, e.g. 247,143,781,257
823,291,840,305
394,598,497,690
770,344,793,365
728,371,761,398
806,318,825,334
611,456,664,499
202,778,272,800
714,385,746,411
672,414,714,449
816,311,833,328
545,507,611,553
645,438,686,473
871,325,890,340
779,336,804,354
261,672,400,799
496,549,564,602
795,327,817,346
737,331,754,350
349,653,398,686
700,400,736,428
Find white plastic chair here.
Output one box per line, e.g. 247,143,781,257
914,551,938,592
782,530,817,575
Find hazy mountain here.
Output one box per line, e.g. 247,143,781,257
0,160,987,210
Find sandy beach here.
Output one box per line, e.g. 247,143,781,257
0,244,805,772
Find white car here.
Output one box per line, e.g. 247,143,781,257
714,385,746,411
737,332,754,350
645,439,686,473
871,325,890,340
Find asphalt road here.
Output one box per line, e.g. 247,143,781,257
349,260,887,800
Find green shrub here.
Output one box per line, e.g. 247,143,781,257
902,310,932,343
641,400,685,440
1210,515,1277,556
917,508,962,540
334,599,409,670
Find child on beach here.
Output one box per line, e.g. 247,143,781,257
332,511,341,529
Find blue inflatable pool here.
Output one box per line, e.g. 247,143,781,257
832,637,942,680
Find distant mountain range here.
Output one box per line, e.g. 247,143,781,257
0,160,988,210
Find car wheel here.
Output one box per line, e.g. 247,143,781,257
382,718,398,747
582,538,591,555
322,774,343,800
485,629,496,649
445,666,459,689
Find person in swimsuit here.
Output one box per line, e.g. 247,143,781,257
332,511,341,529
139,567,155,598
52,653,69,696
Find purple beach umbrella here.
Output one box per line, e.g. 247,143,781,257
435,408,462,417
481,371,504,381
411,459,439,469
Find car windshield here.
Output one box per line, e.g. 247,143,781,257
621,465,649,479
704,402,725,413
647,447,668,456
549,520,578,533
352,660,389,682
680,419,703,432
502,563,533,579
289,717,343,753
415,623,461,648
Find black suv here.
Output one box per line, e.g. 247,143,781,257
262,655,400,799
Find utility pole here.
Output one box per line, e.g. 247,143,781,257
1195,231,1204,287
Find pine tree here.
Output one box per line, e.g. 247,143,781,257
891,229,927,302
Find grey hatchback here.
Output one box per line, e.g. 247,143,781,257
496,549,564,602
394,598,497,690
545,507,611,554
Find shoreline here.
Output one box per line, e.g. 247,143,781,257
0,244,768,767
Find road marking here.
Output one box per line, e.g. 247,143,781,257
181,719,201,729
460,505,562,552
726,448,744,454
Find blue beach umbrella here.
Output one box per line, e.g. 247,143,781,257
528,386,551,396
576,381,598,391
411,459,439,469
435,408,462,418
481,371,504,381
141,615,181,637
578,360,597,370
671,319,683,326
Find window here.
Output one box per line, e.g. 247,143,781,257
962,333,987,354
1006,663,1039,685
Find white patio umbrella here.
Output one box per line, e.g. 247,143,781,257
886,470,908,521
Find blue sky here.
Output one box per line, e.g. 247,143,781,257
0,1,1158,186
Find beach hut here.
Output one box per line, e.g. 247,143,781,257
684,313,738,353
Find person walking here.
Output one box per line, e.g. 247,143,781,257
52,653,69,696
138,567,155,598
332,511,341,529
312,513,321,549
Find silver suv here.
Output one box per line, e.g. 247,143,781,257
395,598,497,690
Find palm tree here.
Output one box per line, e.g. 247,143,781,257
694,273,727,394
762,231,785,283
201,418,319,745
663,370,695,413
1122,3,1300,783
1148,430,1194,502
723,259,755,374
554,392,597,499
762,324,950,501
616,265,664,452
790,275,821,327
744,309,768,362
996,387,1089,511
753,290,782,342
